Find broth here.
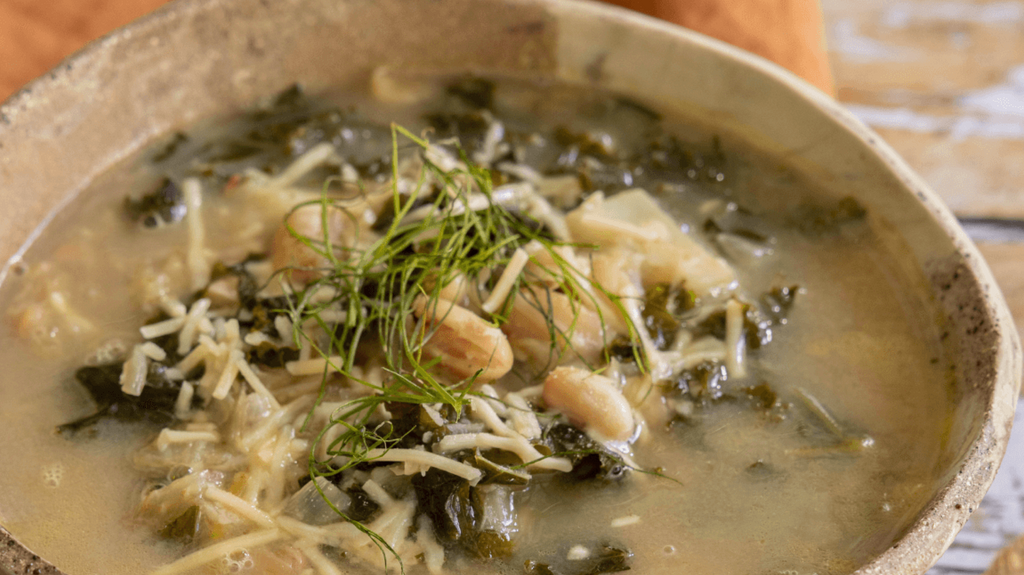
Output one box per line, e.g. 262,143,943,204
0,77,951,575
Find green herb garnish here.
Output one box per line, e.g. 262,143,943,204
267,124,647,570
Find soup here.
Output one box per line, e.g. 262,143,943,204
0,76,952,575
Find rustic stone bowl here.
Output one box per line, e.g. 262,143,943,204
0,0,1019,573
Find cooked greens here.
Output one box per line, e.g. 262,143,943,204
124,178,187,228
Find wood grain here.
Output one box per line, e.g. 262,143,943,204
822,0,1024,220
985,533,1024,575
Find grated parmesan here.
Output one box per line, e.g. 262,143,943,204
155,429,220,451
356,448,483,483
611,514,641,528
119,344,149,396
140,316,186,340
481,247,529,314
174,382,194,420
724,298,747,378
181,178,209,292
285,356,345,376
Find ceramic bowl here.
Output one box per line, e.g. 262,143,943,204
0,0,1020,573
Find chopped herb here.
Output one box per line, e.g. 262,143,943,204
558,154,635,195
410,468,478,546
446,77,496,110
691,303,772,350
472,530,515,559
761,285,799,323
344,486,383,523
424,111,491,142
673,361,729,403
638,134,726,183
743,382,779,411
544,423,629,482
124,178,187,228
151,132,189,163
641,283,696,349
741,382,789,422
245,341,300,368
554,126,617,160
524,545,633,575
792,196,867,235
606,335,642,363
703,205,774,245
583,545,633,574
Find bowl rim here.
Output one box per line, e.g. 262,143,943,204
1,1,1020,574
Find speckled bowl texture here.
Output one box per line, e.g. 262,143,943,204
0,1,1020,574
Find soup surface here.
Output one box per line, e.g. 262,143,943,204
0,76,952,575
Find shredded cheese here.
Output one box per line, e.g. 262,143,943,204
150,529,284,575
725,298,747,378
140,341,168,361
436,433,572,473
356,448,483,482
611,514,641,528
469,396,520,439
140,317,187,339
506,393,542,440
174,382,194,420
235,356,281,409
285,356,345,376
177,298,212,355
481,246,529,313
155,429,220,451
119,345,149,396
205,485,277,528
182,178,209,292
416,515,446,575
211,356,240,400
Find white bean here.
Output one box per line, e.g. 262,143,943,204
542,366,634,442
270,204,350,284
413,296,514,383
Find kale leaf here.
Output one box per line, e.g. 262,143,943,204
57,362,193,435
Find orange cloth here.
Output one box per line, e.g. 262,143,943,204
600,0,834,94
0,0,832,101
0,0,171,100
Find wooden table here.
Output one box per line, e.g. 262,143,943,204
1,0,1022,573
